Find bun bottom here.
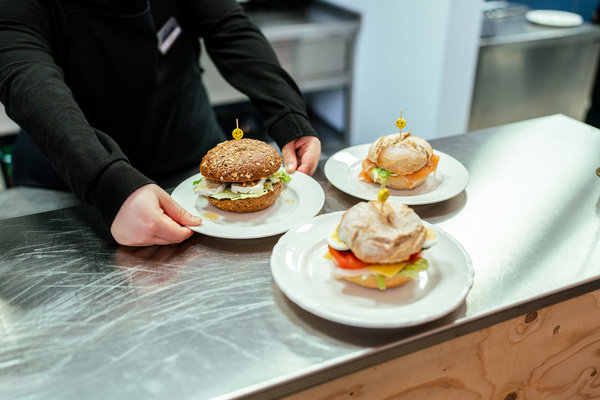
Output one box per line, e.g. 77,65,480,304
385,174,427,190
338,274,412,290
205,181,282,213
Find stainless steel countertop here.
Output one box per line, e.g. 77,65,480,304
1,114,599,400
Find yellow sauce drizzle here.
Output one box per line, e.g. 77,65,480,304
202,212,220,220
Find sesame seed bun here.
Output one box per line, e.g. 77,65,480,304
205,181,283,213
199,139,282,183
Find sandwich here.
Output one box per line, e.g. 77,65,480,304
193,138,291,213
359,132,440,189
325,198,437,290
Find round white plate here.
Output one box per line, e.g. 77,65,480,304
525,10,583,27
171,171,324,239
324,144,469,205
271,212,474,328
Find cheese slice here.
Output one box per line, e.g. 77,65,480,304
324,251,409,278
365,263,409,278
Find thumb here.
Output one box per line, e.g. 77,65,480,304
159,191,202,226
281,141,297,173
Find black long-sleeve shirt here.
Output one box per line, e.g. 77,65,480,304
0,0,317,224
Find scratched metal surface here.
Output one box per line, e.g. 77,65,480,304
1,115,600,400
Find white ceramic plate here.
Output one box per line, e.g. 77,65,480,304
171,171,324,239
271,212,474,328
324,144,469,205
525,10,583,27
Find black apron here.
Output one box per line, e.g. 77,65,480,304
13,0,225,190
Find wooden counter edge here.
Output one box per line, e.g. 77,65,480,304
282,289,600,400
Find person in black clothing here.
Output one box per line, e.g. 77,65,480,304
0,0,321,246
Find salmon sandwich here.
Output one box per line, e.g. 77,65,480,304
359,132,440,190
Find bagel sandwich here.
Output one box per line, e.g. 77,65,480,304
324,199,438,291
359,132,440,190
193,138,291,213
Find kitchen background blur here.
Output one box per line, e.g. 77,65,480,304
0,0,598,190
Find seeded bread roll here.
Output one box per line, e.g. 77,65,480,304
200,139,282,182
206,181,283,213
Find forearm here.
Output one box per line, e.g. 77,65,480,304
0,0,151,223
182,0,319,148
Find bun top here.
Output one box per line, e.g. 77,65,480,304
200,139,282,182
337,199,426,264
367,132,433,175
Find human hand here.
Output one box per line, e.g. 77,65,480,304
281,136,321,176
110,184,202,246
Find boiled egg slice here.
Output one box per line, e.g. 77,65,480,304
326,225,350,251
231,178,266,194
422,224,438,249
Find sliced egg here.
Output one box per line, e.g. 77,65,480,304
231,178,266,194
422,225,438,249
193,178,226,195
326,225,350,251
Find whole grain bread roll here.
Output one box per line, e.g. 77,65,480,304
337,199,426,264
205,181,283,213
367,132,433,176
200,139,282,183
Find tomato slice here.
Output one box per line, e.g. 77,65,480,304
328,246,423,270
407,250,423,264
328,245,369,269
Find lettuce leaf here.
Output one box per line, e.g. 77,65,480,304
192,177,203,187
396,258,429,279
375,274,387,291
268,170,291,183
197,169,290,200
373,259,429,291
372,167,391,183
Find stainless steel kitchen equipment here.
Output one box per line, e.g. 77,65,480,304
469,2,600,130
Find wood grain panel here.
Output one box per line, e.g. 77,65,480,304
284,290,600,400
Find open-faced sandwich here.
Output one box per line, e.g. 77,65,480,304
325,198,438,291
359,132,440,190
193,138,290,213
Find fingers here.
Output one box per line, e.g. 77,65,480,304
297,164,311,175
281,141,298,173
294,136,321,175
158,190,202,226
111,184,200,247
149,191,199,244
154,213,196,244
